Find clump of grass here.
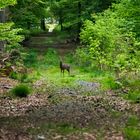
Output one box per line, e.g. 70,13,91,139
124,115,140,140
127,115,139,126
123,90,140,103
9,71,18,80
101,76,122,90
128,91,140,103
11,84,31,98
117,74,140,102
124,127,140,140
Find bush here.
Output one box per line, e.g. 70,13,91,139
11,84,31,97
24,50,38,67
101,76,122,90
9,71,18,79
127,91,140,103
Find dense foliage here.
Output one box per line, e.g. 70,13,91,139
0,0,23,51
0,0,16,8
79,0,140,76
50,0,117,36
10,0,48,31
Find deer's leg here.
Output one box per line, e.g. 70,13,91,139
67,69,70,75
62,69,64,77
60,68,63,76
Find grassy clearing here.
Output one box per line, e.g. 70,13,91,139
22,48,126,91
12,30,139,138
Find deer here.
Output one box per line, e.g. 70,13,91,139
60,61,70,76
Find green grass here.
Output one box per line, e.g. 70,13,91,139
121,76,140,102
23,35,140,93
123,115,140,140
28,122,89,135
100,76,123,90
127,115,139,126
11,84,31,98
124,127,140,140
23,48,119,90
126,90,140,103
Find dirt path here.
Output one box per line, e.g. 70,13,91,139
23,32,77,57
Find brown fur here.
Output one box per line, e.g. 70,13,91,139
60,61,70,75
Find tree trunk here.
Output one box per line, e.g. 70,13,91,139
0,8,6,23
27,21,31,29
0,9,6,51
59,12,63,31
41,18,46,31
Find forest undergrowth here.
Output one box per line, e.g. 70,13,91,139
0,45,140,140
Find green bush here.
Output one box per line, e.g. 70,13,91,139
127,91,140,103
101,76,122,90
9,71,18,80
24,51,38,67
11,84,31,97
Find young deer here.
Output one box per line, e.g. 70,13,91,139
60,61,70,76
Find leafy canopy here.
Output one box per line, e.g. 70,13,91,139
80,0,140,74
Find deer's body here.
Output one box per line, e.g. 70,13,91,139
60,61,70,75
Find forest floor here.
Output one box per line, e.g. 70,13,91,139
0,31,140,140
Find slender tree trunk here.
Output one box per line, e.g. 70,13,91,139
0,8,6,22
59,12,63,31
0,9,6,51
27,21,31,29
41,18,46,31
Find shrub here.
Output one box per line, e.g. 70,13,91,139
24,51,38,67
127,91,140,103
11,84,31,97
101,76,122,90
9,71,18,79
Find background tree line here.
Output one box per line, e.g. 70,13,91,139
78,0,140,77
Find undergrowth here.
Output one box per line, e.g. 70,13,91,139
23,46,140,100
11,84,31,98
124,115,140,140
